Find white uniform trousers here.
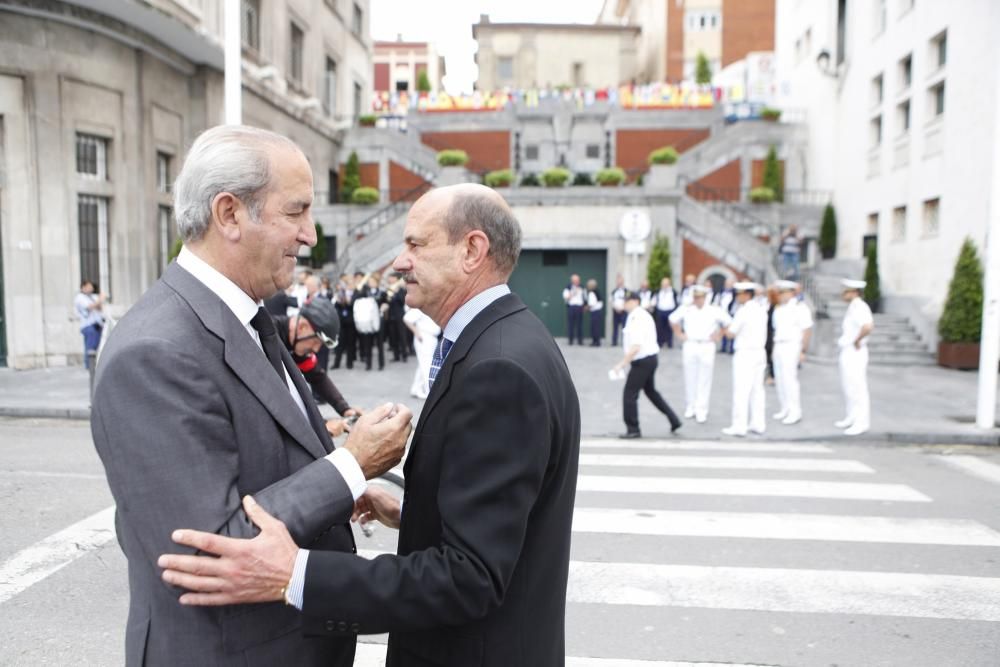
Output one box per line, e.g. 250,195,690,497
410,332,438,399
772,341,802,420
683,341,716,419
838,345,870,429
730,348,767,434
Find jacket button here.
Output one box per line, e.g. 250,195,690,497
337,621,348,632
350,623,360,633
325,620,336,632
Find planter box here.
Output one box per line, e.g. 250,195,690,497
437,166,473,186
645,164,677,190
938,342,981,370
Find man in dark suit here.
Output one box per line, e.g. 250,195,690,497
160,183,582,667
91,125,412,666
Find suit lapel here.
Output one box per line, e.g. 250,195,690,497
282,346,336,455
163,264,328,461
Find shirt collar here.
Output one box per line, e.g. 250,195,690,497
177,246,261,327
441,284,511,343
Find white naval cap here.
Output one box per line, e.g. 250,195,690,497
691,285,711,295
774,279,799,291
733,281,758,292
841,279,867,290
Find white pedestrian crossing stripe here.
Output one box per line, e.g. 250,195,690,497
936,455,1000,486
576,475,931,501
582,439,834,453
567,561,1000,622
579,454,874,473
571,508,1000,546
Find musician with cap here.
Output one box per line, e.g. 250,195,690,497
836,279,874,436
770,279,813,425
721,282,769,437
669,284,732,423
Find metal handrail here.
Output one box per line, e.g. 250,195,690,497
346,180,433,239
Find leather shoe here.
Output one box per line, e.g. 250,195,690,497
619,431,641,439
670,421,682,433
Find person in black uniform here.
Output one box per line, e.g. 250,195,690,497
356,274,386,371
332,274,357,370
386,273,409,362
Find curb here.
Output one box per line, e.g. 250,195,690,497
0,406,91,420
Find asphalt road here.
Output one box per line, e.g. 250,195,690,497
2,414,999,666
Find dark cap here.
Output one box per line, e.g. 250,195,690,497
624,290,641,301
299,298,340,342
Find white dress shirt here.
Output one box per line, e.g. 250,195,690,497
587,290,603,312
669,303,731,341
772,301,814,345
654,289,676,312
611,287,627,312
729,299,768,351
622,307,660,360
563,284,585,306
838,297,874,348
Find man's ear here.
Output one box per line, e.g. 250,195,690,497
210,192,243,243
462,230,491,274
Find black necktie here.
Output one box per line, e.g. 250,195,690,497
250,307,286,383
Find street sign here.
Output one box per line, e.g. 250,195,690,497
619,210,651,243
625,241,647,255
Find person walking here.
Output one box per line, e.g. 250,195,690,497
563,273,585,345
722,282,769,437
771,280,813,425
779,224,802,280
403,306,440,399
669,285,731,423
610,274,628,347
611,291,682,439
764,284,780,385
74,280,106,369
836,279,875,436
586,278,604,346
653,277,678,348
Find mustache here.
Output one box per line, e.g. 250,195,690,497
400,273,416,283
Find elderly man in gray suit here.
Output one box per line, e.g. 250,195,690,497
90,125,413,666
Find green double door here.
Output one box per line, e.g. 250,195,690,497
508,249,607,339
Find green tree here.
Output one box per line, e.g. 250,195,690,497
762,146,783,202
646,234,672,287
168,236,183,263
863,244,881,312
311,223,327,268
938,238,984,343
416,70,431,93
819,203,837,258
695,51,712,85
341,151,361,203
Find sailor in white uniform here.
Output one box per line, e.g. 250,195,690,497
771,279,813,425
722,282,768,437
836,279,875,436
669,284,731,422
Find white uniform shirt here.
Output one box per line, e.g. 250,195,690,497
654,289,676,312
611,287,627,312
680,286,695,305
772,301,814,345
639,289,653,311
587,290,603,312
669,303,731,341
838,297,874,348
563,284,585,306
622,307,660,360
728,299,768,351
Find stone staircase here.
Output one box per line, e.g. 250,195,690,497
677,195,777,284
807,264,935,366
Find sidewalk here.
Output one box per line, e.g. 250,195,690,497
1,342,998,445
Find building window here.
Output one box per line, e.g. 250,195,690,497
328,169,339,205
922,198,939,237
870,115,882,148
871,73,883,107
585,144,600,159
525,144,539,161
572,62,584,87
323,57,338,115
156,152,171,193
896,100,910,136
289,23,304,85
891,206,906,242
76,133,108,180
78,194,110,292
497,56,513,81
898,54,912,92
351,3,363,37
241,0,260,50
353,81,363,119
836,0,847,65
931,30,947,70
158,206,172,272
929,81,945,118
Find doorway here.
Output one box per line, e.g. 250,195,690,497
508,249,607,338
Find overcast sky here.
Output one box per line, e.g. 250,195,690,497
370,0,606,94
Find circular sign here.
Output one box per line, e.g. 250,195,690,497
619,210,652,242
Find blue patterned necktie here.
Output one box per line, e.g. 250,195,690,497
428,337,454,388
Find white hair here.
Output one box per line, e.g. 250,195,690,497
172,125,299,242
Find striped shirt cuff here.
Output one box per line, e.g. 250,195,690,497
286,548,309,610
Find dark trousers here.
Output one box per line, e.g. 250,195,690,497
589,310,603,346
623,355,680,434
82,323,102,369
388,318,408,361
720,336,734,354
359,332,384,370
612,310,627,346
654,309,675,348
567,305,584,345
333,320,356,369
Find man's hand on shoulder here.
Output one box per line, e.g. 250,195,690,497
342,402,413,479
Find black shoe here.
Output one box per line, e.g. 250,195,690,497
670,421,682,433
619,431,641,439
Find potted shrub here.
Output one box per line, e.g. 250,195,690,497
937,238,984,369
760,107,782,122
541,167,571,187
358,114,377,127
820,203,837,259
484,169,513,188
436,149,469,167
749,186,775,203
350,186,380,205
648,146,679,165
863,244,881,313
572,172,594,186
595,167,626,187
762,146,784,202
519,172,540,187
646,146,679,189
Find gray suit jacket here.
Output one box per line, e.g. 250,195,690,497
91,263,359,666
